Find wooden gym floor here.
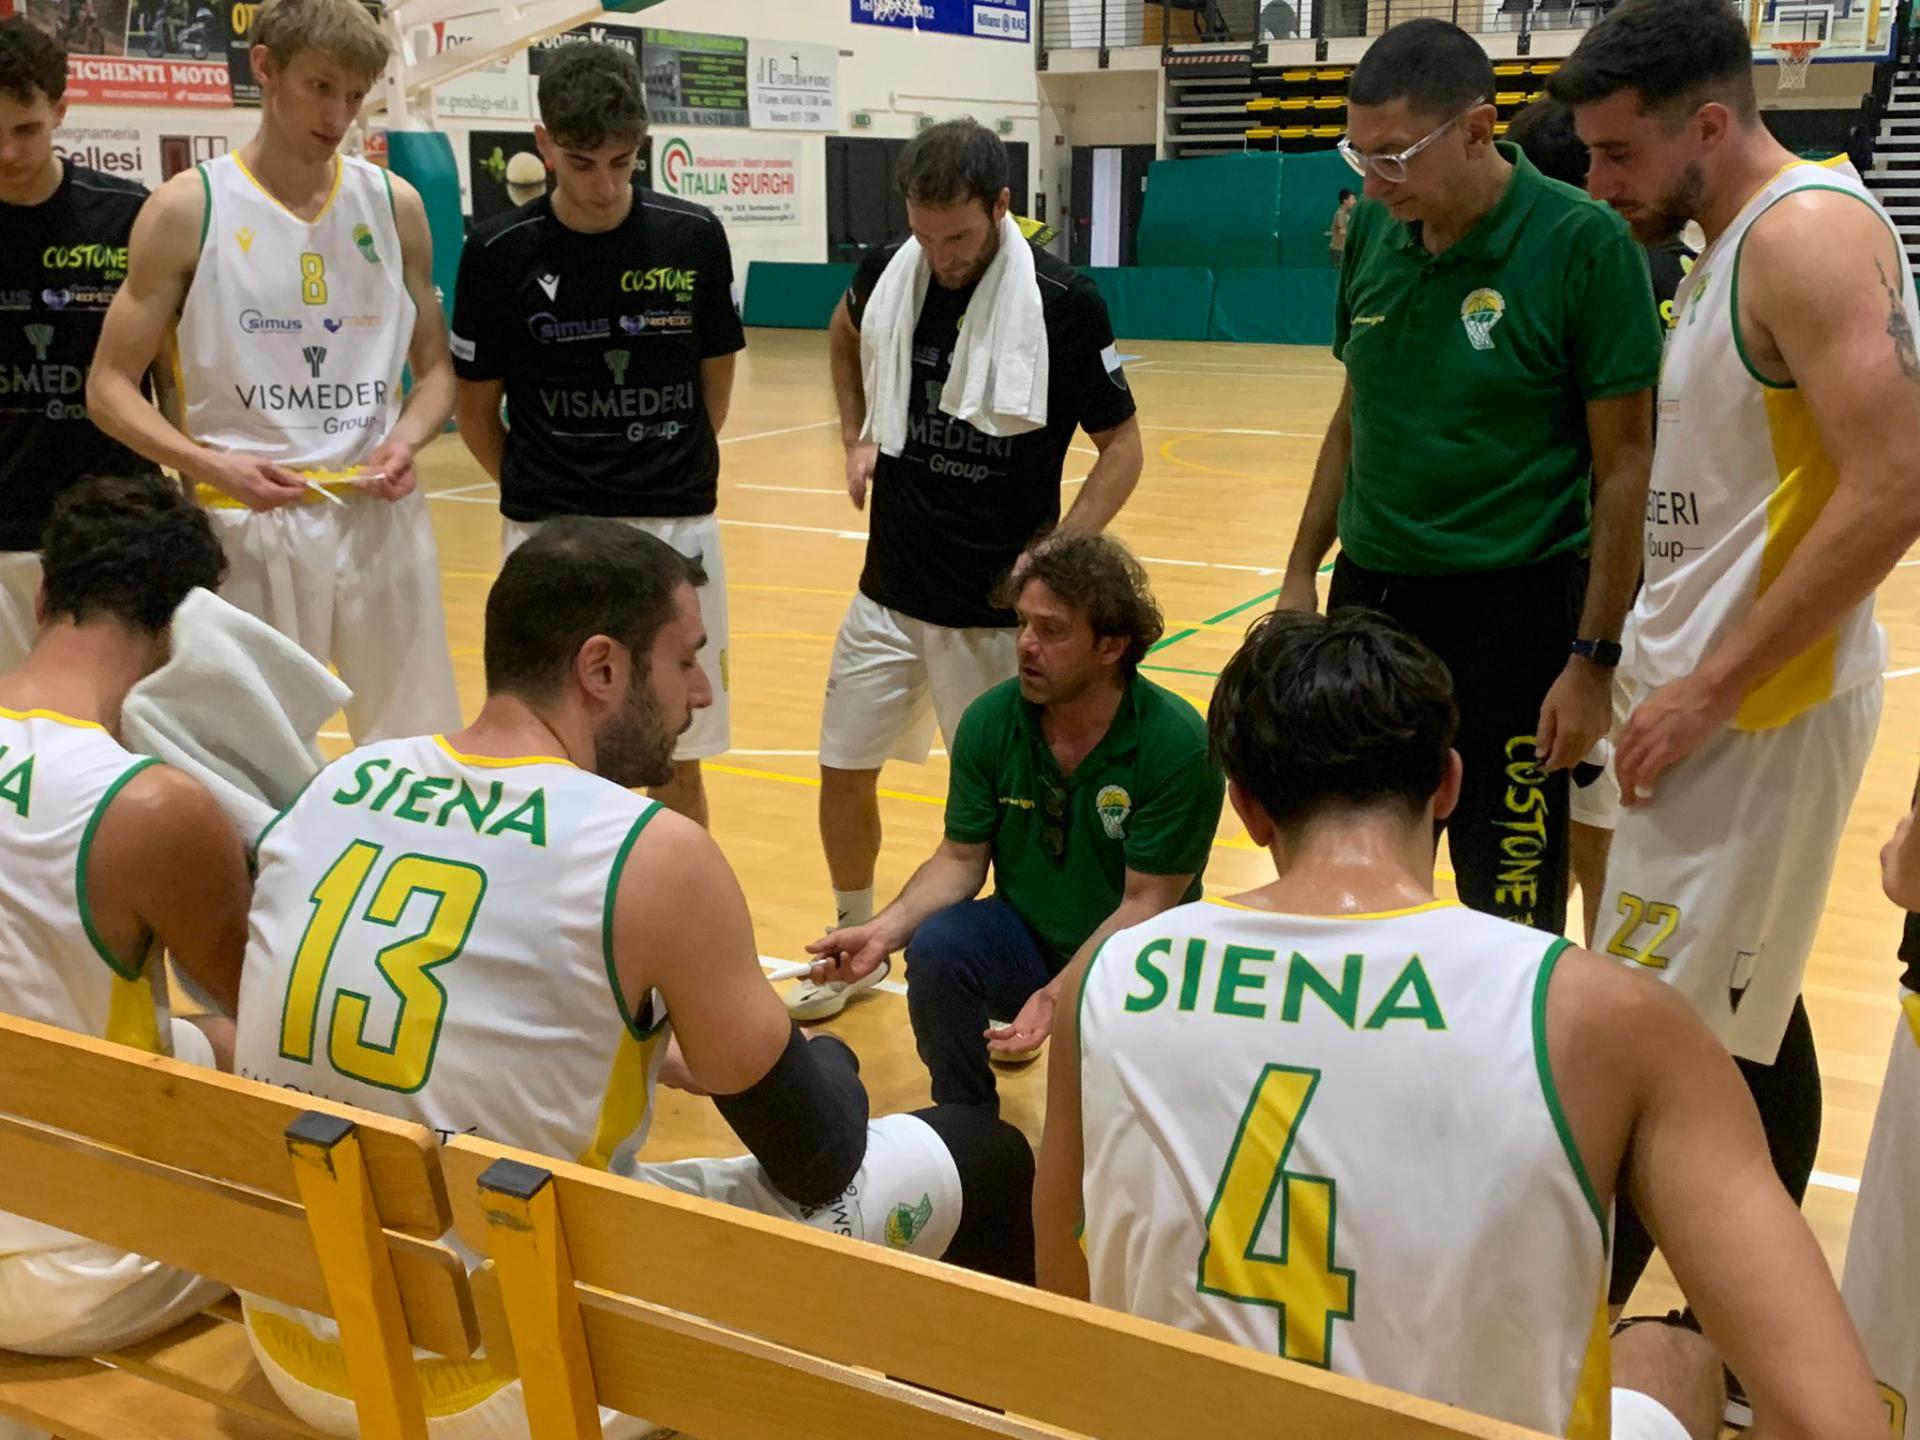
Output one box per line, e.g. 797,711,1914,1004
352,327,1916,1314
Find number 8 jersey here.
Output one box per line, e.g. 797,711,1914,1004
1078,899,1610,1439
234,735,672,1174
172,152,413,482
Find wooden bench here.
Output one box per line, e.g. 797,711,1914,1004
0,1013,1553,1439
0,1013,478,1440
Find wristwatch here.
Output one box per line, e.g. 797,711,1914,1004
1571,638,1623,668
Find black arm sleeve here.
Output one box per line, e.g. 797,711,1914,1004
711,1026,870,1207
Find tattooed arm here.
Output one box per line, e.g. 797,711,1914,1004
1616,191,1920,801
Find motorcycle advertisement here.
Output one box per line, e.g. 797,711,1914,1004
7,0,233,105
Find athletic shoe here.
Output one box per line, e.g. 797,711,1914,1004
986,1019,1045,1066
785,959,891,1022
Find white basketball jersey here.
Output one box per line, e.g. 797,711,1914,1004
0,707,174,1254
174,152,413,481
1079,899,1610,1439
234,735,671,1174
1633,159,1897,730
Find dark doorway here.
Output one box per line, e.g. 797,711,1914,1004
827,135,1031,264
1068,144,1154,268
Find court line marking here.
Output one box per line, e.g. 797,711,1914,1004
737,484,845,496
1139,423,1324,439
721,420,838,446
429,481,499,499
1809,1169,1861,1195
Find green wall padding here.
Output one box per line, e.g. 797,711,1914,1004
1275,150,1358,270
1137,154,1284,270
743,262,856,329
1209,268,1341,347
1082,267,1216,341
384,129,463,324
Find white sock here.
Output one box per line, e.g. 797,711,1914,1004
833,887,875,929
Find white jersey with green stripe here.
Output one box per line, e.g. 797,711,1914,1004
1078,898,1611,1440
1633,157,1897,731
174,152,413,475
234,735,671,1176
0,707,174,1254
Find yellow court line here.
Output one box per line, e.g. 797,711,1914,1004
1157,434,1259,481
705,761,943,807
733,632,837,642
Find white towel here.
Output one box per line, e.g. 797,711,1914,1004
120,588,351,845
860,213,1049,459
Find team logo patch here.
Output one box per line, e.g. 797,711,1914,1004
885,1194,934,1249
352,223,380,264
603,349,632,386
302,344,328,378
41,289,70,310
537,272,560,301
24,325,54,362
235,226,256,254
1095,784,1132,840
1459,288,1505,351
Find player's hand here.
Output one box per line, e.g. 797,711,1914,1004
1616,671,1738,808
360,436,418,501
1274,571,1319,615
192,450,309,512
1535,659,1612,773
804,919,894,985
1881,811,1920,911
845,441,878,510
986,979,1058,1054
655,1036,710,1097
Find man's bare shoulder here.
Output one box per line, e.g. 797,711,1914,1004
1741,186,1903,287
1549,943,1707,1070
105,762,233,847
614,805,740,923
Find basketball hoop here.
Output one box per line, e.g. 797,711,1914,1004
1771,39,1821,90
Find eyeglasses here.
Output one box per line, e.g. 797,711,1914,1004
1338,97,1488,184
1040,783,1067,860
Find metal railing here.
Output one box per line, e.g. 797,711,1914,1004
1036,0,1626,53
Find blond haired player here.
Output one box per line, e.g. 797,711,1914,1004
0,474,249,1363
87,0,460,743
1553,0,1920,1315
1036,610,1882,1440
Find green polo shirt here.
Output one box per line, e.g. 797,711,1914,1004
944,674,1224,971
1334,145,1661,576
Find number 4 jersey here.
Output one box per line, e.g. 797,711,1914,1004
1078,899,1610,1439
234,735,671,1173
172,152,413,483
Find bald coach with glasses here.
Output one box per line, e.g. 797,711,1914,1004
1274,19,1660,937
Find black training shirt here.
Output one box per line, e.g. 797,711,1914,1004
0,163,157,552
451,187,746,521
847,241,1135,630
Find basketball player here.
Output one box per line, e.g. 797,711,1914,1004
452,40,744,828
86,0,460,743
1845,799,1920,1438
0,20,158,668
801,118,1142,1019
0,473,250,1358
231,520,1034,1440
1553,0,1919,1309
1035,609,1883,1440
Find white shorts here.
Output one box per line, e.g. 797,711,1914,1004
0,550,41,672
0,1020,226,1357
1843,991,1920,1440
503,515,729,763
1600,680,1880,1063
1570,675,1635,832
212,489,460,744
818,593,1015,770
632,1113,964,1259
1610,1386,1691,1440
246,1114,958,1439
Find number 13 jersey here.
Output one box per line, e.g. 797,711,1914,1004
1078,899,1609,1439
234,735,671,1175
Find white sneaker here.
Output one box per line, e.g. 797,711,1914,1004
785,959,891,1022
986,1019,1045,1066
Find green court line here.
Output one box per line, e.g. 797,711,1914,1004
1141,663,1222,680
1201,586,1283,627
1148,584,1283,659
1147,627,1199,655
